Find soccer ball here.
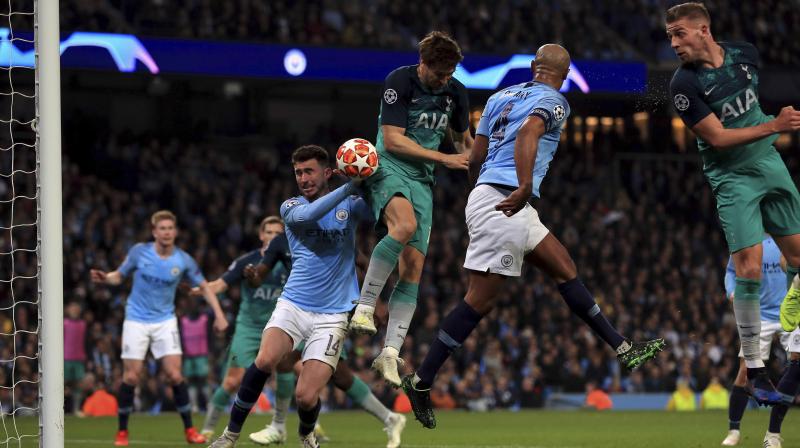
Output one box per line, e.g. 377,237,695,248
336,138,378,179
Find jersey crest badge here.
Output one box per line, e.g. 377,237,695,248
171,267,180,277
383,88,398,104
674,94,690,111
740,64,752,80
335,209,349,221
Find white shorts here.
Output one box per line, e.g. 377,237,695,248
265,299,348,370
121,317,182,360
737,321,800,359
463,184,550,277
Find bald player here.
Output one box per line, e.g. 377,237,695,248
666,2,800,407
401,44,666,429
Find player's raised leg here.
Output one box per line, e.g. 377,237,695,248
525,234,665,369
208,327,294,448
331,361,406,448
404,270,502,428
351,196,416,336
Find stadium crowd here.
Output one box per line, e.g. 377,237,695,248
56,0,800,65
22,117,790,415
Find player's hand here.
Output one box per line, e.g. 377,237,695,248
495,185,532,217
441,152,469,170
213,314,229,333
774,106,800,133
188,286,203,297
90,269,107,284
333,169,364,186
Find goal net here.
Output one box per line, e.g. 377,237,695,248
0,0,62,446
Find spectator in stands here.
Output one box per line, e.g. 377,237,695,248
64,301,87,414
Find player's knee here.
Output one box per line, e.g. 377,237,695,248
390,219,417,243
737,262,761,280
166,369,184,385
222,374,241,392
122,371,139,385
295,387,319,410
254,354,276,374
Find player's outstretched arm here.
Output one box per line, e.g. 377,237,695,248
692,106,800,150
449,128,474,155
90,269,123,286
190,278,228,297
282,181,358,226
382,125,468,170
468,134,489,186
495,116,545,216
244,263,270,288
197,280,229,333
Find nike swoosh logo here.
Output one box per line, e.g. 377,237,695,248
411,98,421,103
368,282,382,287
704,85,716,96
398,325,409,330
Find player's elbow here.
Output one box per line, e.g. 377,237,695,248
703,132,732,150
383,132,403,153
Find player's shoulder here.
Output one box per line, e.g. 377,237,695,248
238,248,262,263
173,246,197,264
722,41,759,64
447,75,467,93
385,65,415,84
129,242,151,256
670,64,701,90
281,196,305,210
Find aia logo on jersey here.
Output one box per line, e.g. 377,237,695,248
415,112,449,131
720,88,758,123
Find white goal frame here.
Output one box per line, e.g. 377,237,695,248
35,1,63,447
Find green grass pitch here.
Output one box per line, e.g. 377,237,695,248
3,409,799,447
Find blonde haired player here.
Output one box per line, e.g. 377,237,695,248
91,210,228,446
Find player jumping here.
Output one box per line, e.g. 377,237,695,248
402,44,665,429
91,210,229,446
349,31,473,387
666,2,800,405
208,145,372,448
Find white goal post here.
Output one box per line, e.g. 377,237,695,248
36,0,63,447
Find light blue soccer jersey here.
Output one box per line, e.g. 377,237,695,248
280,182,369,313
475,81,570,197
118,242,205,323
724,235,785,322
